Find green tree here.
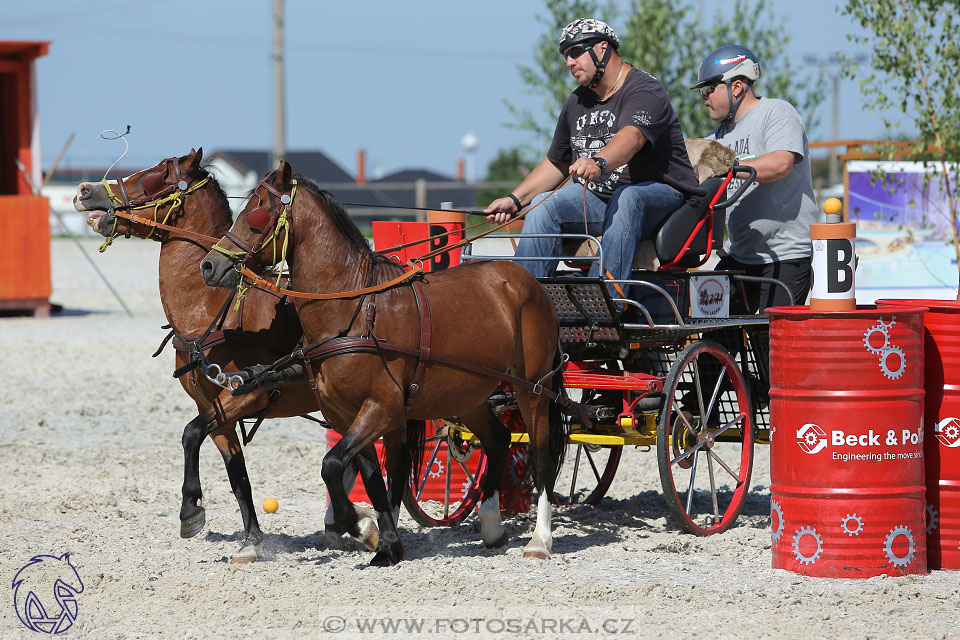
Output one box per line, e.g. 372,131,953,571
840,0,960,284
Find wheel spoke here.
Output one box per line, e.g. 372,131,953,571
708,448,744,485
568,445,583,498
456,459,477,486
670,438,708,466
673,403,698,437
416,439,443,499
704,364,728,428
443,444,452,519
707,447,719,519
691,357,707,420
584,448,602,483
685,449,699,514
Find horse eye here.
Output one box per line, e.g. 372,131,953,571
248,207,272,233
141,172,165,196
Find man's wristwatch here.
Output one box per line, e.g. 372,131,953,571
591,156,608,173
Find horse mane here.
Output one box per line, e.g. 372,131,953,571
293,174,383,261
195,164,234,223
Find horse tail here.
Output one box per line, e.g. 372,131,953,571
406,419,427,488
548,349,568,483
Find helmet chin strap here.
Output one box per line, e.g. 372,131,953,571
587,45,613,89
723,82,747,123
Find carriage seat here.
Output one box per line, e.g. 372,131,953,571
559,139,735,271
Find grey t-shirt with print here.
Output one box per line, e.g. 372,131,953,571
706,97,818,263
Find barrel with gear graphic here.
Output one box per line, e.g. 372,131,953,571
767,306,927,577
878,298,960,570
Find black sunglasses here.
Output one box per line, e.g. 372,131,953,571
699,83,722,99
562,43,595,60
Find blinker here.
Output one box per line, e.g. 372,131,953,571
141,172,165,196
248,206,272,233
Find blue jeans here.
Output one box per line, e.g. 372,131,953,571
513,181,685,290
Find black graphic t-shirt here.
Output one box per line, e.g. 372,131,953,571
547,67,698,201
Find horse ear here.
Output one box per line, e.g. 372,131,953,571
182,147,202,172
275,160,292,189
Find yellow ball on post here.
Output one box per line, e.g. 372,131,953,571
823,197,843,216
262,497,279,514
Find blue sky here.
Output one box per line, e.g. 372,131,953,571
5,1,889,180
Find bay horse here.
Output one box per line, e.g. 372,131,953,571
73,149,398,562
200,161,567,562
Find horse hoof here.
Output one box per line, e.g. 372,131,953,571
180,510,206,539
229,543,261,564
354,518,379,551
369,551,401,567
482,530,509,549
522,549,551,560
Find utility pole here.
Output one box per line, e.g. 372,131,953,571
804,53,867,187
272,0,286,169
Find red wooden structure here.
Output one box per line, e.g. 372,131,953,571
0,41,51,316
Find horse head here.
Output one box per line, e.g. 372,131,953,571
74,148,205,237
201,160,294,290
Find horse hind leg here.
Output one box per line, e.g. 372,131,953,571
516,390,562,560
460,405,511,549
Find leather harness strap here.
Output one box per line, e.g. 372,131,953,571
406,278,431,405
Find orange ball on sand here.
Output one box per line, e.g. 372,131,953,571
262,497,279,514
823,198,843,215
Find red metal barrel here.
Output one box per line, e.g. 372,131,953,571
767,305,927,578
877,299,960,570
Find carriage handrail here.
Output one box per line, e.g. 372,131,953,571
731,274,797,306
611,298,656,327
462,233,605,274
608,279,686,325
621,315,769,332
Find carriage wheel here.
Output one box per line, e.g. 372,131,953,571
551,443,622,506
402,420,487,527
656,340,755,535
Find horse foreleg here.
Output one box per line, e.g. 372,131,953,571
461,406,511,549
321,403,405,566
323,460,359,530
180,414,208,538
209,425,263,564
354,447,405,566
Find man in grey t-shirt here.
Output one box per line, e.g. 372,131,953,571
691,45,817,310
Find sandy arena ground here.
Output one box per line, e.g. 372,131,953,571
1,237,958,639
